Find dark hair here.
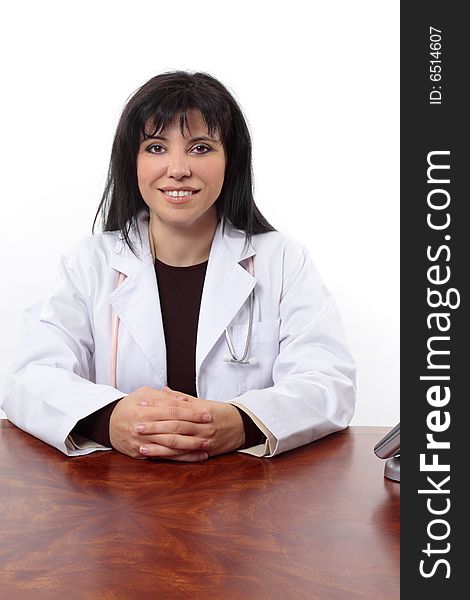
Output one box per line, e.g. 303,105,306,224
93,70,275,253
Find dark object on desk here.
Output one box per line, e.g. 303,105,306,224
374,422,400,482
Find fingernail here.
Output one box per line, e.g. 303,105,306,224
138,401,148,406
139,446,149,455
202,413,212,422
136,425,145,433
199,453,208,460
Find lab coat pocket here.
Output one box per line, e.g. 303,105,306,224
230,317,280,348
251,318,281,344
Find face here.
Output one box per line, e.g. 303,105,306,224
136,109,226,230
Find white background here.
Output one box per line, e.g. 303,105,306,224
0,0,399,425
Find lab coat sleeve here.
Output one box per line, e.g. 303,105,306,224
230,244,357,457
1,253,126,456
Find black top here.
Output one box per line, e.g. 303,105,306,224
154,257,207,396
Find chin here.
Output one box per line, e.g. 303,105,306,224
157,209,201,229
154,204,217,229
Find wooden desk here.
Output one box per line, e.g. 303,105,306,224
0,423,399,599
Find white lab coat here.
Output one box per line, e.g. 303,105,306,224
1,211,356,457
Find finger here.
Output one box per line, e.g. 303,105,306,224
143,433,209,453
135,420,208,436
139,441,208,457
161,386,197,402
137,394,190,407
139,406,212,424
162,387,190,401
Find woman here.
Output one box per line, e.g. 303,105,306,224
1,71,356,461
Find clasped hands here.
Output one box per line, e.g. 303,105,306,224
109,386,245,461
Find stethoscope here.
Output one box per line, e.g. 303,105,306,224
109,255,256,388
222,255,257,366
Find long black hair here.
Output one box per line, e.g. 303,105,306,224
93,71,275,253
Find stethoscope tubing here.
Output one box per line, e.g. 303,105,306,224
223,255,255,364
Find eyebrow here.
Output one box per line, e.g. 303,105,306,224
142,134,220,144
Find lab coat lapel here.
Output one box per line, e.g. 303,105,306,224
108,219,167,385
196,222,255,374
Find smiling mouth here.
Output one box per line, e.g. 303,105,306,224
159,189,200,197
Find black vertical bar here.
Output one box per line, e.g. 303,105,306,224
401,2,467,596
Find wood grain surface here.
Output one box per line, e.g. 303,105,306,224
0,422,399,599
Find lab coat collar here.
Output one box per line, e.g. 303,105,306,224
110,211,256,273
109,212,153,276
108,211,257,384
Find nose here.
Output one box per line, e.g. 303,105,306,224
166,151,191,179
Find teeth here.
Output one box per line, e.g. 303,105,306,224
164,190,196,197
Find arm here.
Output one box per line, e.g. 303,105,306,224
73,399,121,447
1,253,126,455
230,245,356,457
2,253,213,459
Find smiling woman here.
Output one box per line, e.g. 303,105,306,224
136,109,226,265
1,71,357,461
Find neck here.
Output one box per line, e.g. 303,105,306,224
148,209,218,267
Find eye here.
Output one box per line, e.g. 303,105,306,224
191,144,212,154
146,144,166,154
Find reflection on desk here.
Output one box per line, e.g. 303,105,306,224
0,423,399,600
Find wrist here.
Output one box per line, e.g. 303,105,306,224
228,404,245,450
